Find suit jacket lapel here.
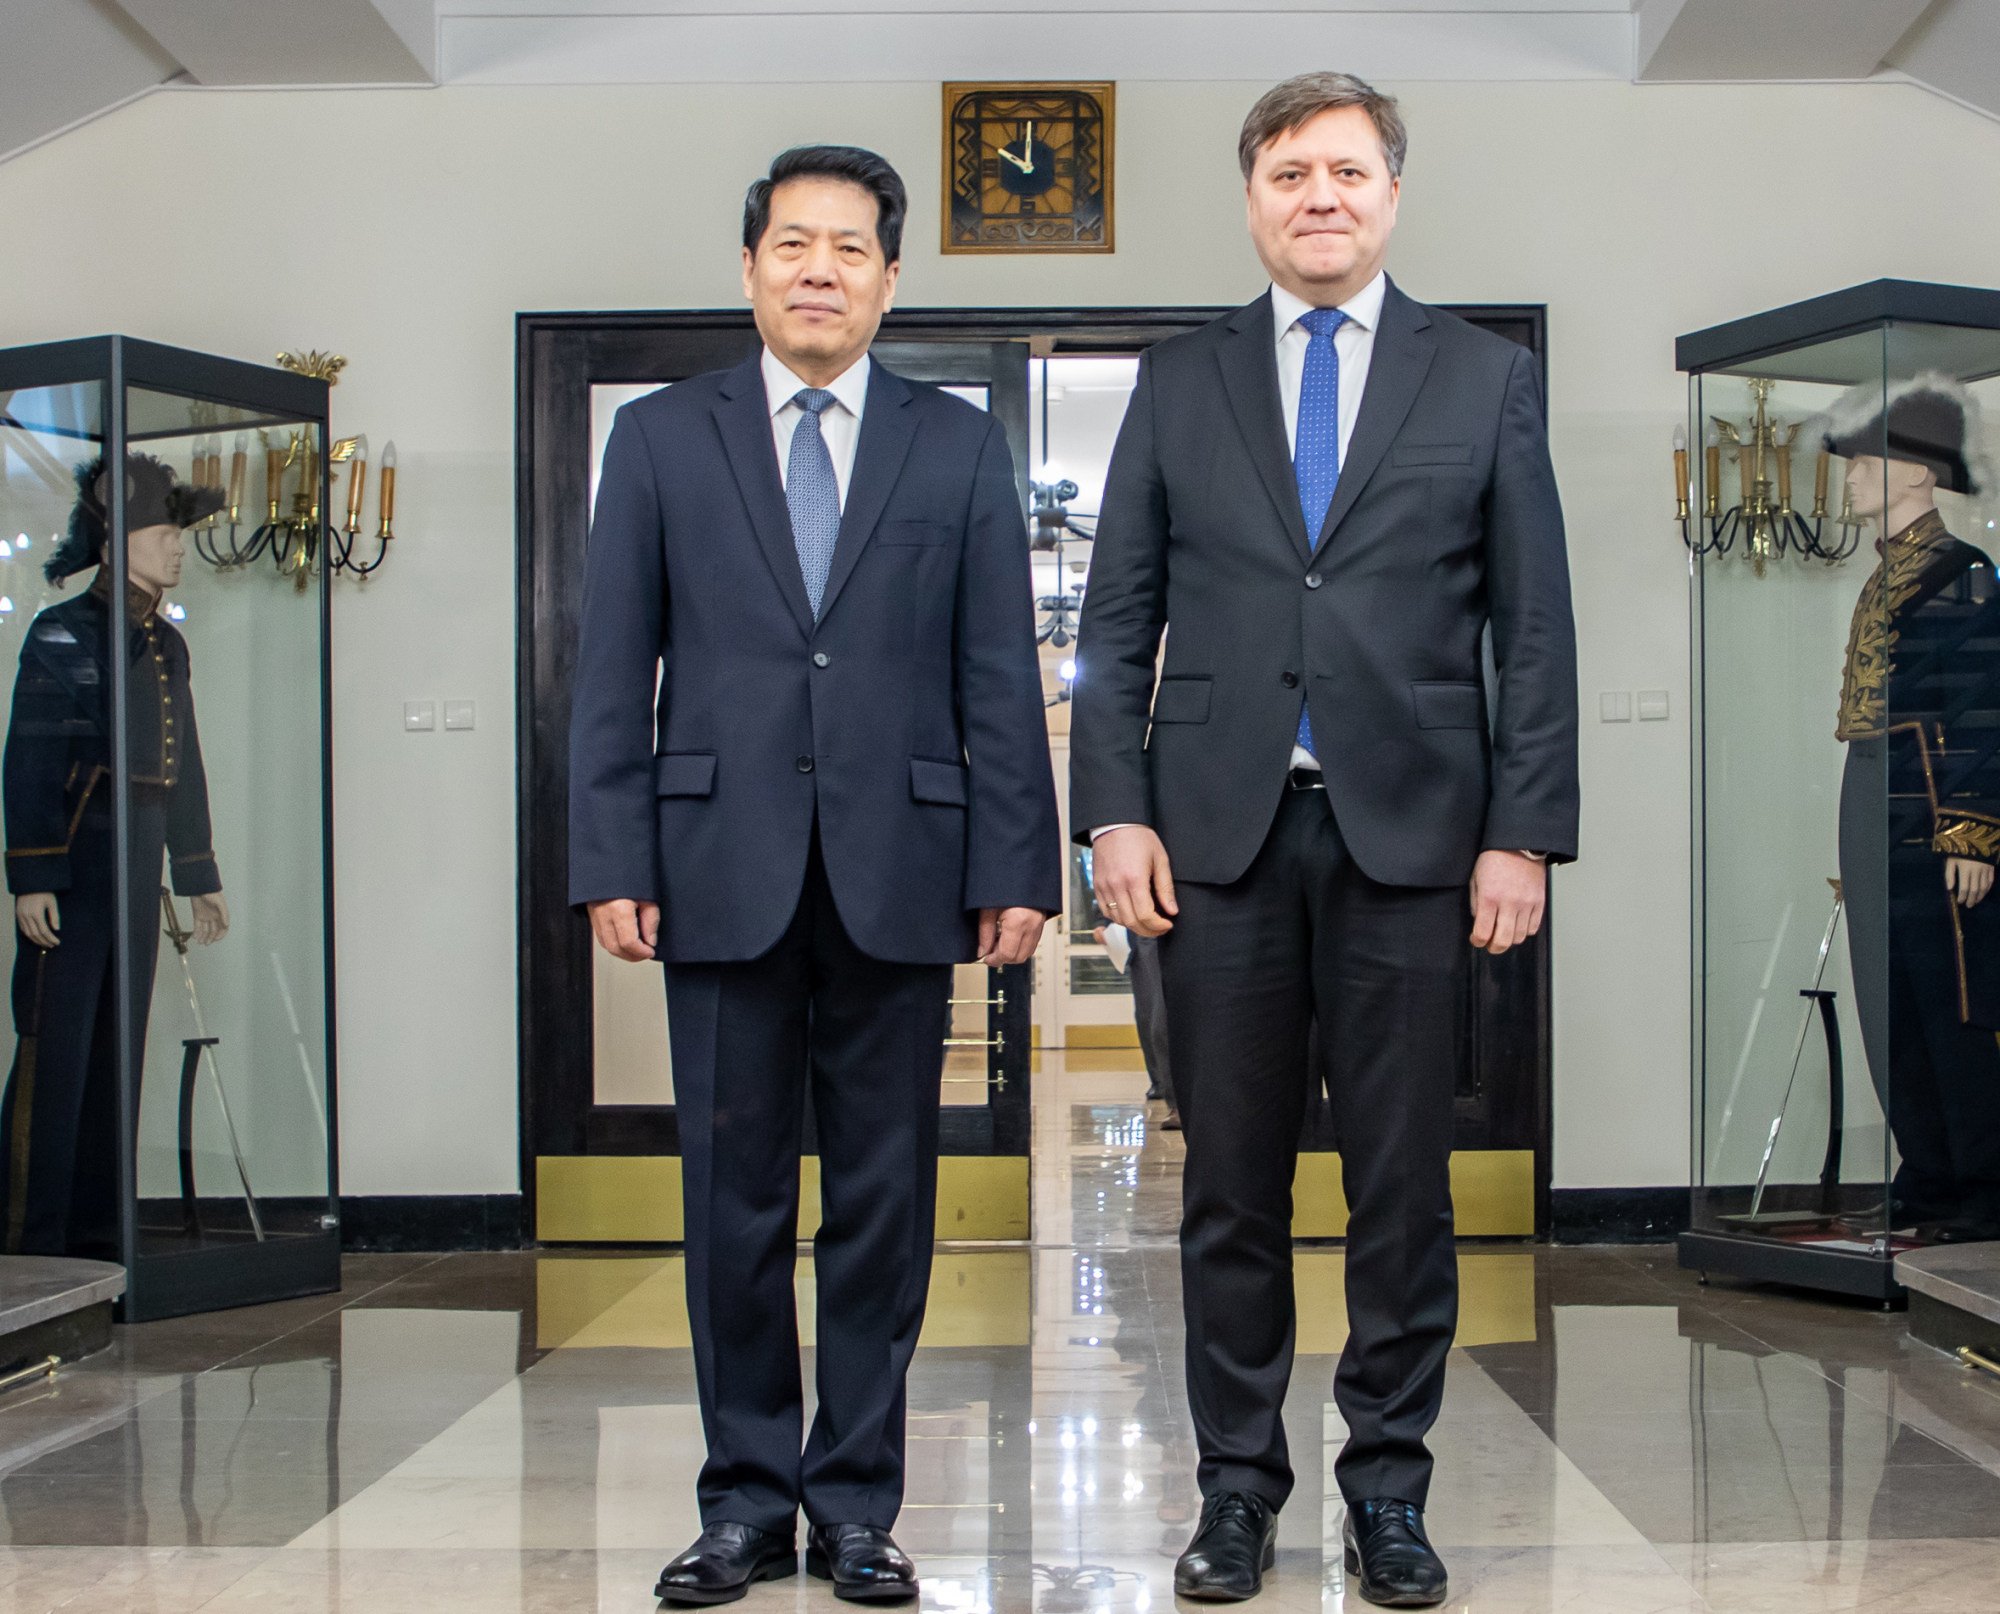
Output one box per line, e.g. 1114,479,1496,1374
1216,293,1313,567
1314,280,1435,555
815,360,916,626
713,354,815,640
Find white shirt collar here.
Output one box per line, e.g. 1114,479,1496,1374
763,347,871,419
1270,270,1389,342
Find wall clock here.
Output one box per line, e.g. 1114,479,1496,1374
942,82,1114,254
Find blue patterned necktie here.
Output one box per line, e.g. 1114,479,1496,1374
1292,306,1347,759
786,388,840,618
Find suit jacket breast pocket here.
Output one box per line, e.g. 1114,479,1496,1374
1392,443,1474,468
878,519,951,547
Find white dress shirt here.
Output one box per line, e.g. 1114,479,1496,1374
764,347,869,510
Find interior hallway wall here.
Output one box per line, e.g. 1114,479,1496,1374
1,76,1996,1196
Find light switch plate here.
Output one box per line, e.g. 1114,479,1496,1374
443,700,476,731
404,700,436,732
1599,691,1633,723
1637,689,1671,721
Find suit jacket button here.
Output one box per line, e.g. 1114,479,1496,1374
812,652,830,668
1305,574,1324,590
796,755,814,773
1281,671,1299,688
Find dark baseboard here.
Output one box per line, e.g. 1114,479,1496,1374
338,1195,527,1252
1550,1187,1689,1244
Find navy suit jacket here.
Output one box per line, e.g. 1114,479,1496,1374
1071,281,1579,888
569,352,1062,965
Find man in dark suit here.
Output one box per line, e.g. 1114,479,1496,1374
1072,74,1578,1606
570,146,1061,1606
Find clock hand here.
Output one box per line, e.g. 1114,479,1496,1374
1022,120,1035,173
997,143,1032,173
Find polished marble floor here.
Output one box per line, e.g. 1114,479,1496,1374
4,1059,2000,1610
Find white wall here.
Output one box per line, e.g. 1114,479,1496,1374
3,77,1997,1194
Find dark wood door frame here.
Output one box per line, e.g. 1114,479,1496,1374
516,304,1553,1230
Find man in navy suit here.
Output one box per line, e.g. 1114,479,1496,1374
570,146,1061,1606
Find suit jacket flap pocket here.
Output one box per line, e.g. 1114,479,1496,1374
1411,681,1485,730
1393,443,1474,468
1150,677,1212,725
655,752,717,797
910,756,969,806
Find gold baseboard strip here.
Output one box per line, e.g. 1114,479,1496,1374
538,1149,1534,1244
537,1154,1030,1244
1294,1149,1536,1238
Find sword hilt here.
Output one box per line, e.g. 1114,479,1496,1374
160,887,193,955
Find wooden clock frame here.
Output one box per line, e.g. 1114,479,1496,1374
941,81,1115,255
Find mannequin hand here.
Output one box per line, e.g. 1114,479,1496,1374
589,898,659,962
1947,857,1995,909
1469,849,1547,955
1093,825,1178,937
15,894,59,950
977,907,1045,966
191,892,230,944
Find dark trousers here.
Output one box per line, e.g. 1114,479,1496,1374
0,804,163,1257
1160,785,1465,1510
1841,748,2000,1220
664,833,952,1534
1129,932,1173,1107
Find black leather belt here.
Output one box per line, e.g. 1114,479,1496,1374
1287,767,1326,791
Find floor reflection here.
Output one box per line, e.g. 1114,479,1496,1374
2,1065,2000,1608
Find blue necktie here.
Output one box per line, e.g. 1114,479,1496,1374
1292,307,1346,759
786,388,840,618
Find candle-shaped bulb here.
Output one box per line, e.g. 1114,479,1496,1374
1704,423,1721,448
227,433,248,520
378,440,397,539
1672,424,1687,452
344,435,369,534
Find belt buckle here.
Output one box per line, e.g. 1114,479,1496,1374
1288,767,1326,791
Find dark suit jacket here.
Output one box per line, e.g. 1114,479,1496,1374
569,352,1062,965
4,583,220,898
1070,280,1579,889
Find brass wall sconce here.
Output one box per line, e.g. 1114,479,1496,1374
1672,378,1864,574
186,350,400,589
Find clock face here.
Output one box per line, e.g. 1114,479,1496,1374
943,83,1114,253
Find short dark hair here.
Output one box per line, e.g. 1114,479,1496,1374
1238,72,1407,182
742,145,907,264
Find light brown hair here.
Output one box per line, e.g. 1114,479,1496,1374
1237,72,1407,182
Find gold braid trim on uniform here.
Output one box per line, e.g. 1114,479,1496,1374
1836,509,1952,742
1935,813,2000,861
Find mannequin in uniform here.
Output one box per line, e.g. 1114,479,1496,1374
0,452,228,1257
1827,375,2000,1241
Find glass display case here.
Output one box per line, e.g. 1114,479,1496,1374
1679,282,2000,1300
0,337,337,1321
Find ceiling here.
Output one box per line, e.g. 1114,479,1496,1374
4,0,1998,165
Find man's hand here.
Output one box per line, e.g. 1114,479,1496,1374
191,892,230,945
1948,857,1995,909
1093,825,1177,937
15,893,58,951
589,898,660,962
978,906,1045,966
1469,850,1546,956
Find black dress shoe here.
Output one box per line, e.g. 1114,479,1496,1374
653,1522,796,1606
806,1523,918,1602
1342,1499,1447,1608
1174,1490,1277,1601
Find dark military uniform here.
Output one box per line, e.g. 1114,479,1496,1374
1837,509,2000,1228
0,572,220,1255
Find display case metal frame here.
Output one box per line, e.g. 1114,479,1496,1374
0,335,340,1321
1676,280,2000,1303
